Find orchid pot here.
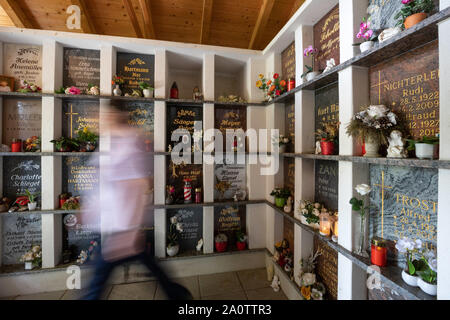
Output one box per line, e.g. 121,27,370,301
305,71,320,82
275,197,287,208
143,88,154,98
27,202,37,211
415,143,434,159
417,278,437,296
360,41,374,53
166,244,179,257
401,270,419,287
404,12,427,29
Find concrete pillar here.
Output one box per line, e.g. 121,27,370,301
155,49,167,99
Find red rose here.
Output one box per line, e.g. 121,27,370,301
276,90,281,96
274,73,279,79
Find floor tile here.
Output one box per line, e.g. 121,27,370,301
199,272,242,297
236,268,271,291
0,296,17,300
108,281,157,300
202,289,247,300
245,287,288,300
14,291,66,300
154,276,200,300
61,285,112,300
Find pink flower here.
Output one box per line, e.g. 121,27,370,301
67,86,81,95
364,29,373,40
402,0,414,4
304,45,318,57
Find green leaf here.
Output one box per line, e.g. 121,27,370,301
408,260,416,275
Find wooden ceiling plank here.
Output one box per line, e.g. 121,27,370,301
138,0,155,39
71,0,97,34
290,0,305,17
123,0,143,38
0,0,35,29
200,0,213,44
248,0,274,50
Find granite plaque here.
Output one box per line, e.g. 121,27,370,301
313,5,340,72
2,214,41,265
369,41,439,139
63,212,101,259
314,160,338,211
369,165,437,267
2,98,42,146
116,52,155,95
3,157,41,200
167,104,202,151
285,98,295,153
63,48,100,91
3,44,42,89
167,159,203,203
214,205,246,249
62,100,99,138
215,105,247,151
281,41,296,81
167,208,203,253
62,156,99,196
214,164,246,201
315,83,339,131
314,236,338,300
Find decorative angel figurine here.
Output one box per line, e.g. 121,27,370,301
271,275,281,292
387,130,407,158
323,58,336,73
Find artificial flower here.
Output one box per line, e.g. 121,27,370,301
256,80,262,88
267,80,272,86
170,216,178,224
402,0,414,4
301,272,316,286
355,184,372,196
367,105,389,119
259,74,264,79
280,80,286,87
273,73,279,79
65,86,81,95
311,288,323,300
301,286,311,300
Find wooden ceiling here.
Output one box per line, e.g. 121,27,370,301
0,0,306,50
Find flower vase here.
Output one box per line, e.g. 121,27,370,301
24,261,33,270
401,270,419,287
28,202,37,211
305,71,320,82
166,244,179,257
143,88,154,98
113,84,122,96
404,13,427,29
417,278,437,296
236,241,246,251
360,41,374,53
364,136,380,158
320,140,335,155
355,214,369,258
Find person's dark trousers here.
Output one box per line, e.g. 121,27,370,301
82,251,192,300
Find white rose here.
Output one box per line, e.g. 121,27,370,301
387,112,397,125
301,209,308,215
301,273,316,286
367,105,388,119
355,184,372,196
176,223,183,232
314,203,321,209
282,138,289,144
170,216,177,224
313,209,320,216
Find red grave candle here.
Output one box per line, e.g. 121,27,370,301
11,139,22,152
371,237,388,267
288,78,295,92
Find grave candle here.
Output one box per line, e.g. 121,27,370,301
11,139,22,152
288,78,295,91
371,237,387,267
319,212,331,237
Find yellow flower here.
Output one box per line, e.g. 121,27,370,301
256,80,263,88
301,286,311,300
83,127,88,133
259,74,264,79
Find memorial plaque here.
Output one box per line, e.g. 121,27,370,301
62,100,99,138
63,212,101,260
215,105,246,151
281,41,296,81
214,205,246,248
167,159,203,203
214,164,246,201
369,165,437,267
314,236,338,300
370,41,439,140
284,157,295,204
2,98,42,146
285,98,295,153
167,104,202,151
116,52,155,95
315,83,339,130
63,48,100,91
62,156,100,196
3,43,42,89
314,160,338,211
3,157,41,200
367,0,439,31
313,5,340,72
167,208,203,253
2,214,41,265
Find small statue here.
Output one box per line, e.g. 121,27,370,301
323,58,336,73
315,141,322,155
284,196,293,214
193,86,203,101
379,27,402,43
233,193,239,202
387,130,407,158
196,238,203,252
271,275,281,292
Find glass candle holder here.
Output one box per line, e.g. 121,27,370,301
319,212,331,237
331,213,338,242
371,237,388,267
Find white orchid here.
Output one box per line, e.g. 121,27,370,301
395,237,422,254
355,184,372,196
176,223,184,232
301,273,316,286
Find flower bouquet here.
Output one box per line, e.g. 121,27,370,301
314,122,340,155
77,241,98,265
272,134,290,153
24,136,40,152
299,249,326,300
256,73,287,101
20,245,42,270
298,200,325,229
270,188,292,208
77,127,99,152
167,216,183,256
17,80,41,93
346,105,403,157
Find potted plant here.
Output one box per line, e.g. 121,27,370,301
270,188,291,208
215,233,228,252
396,237,426,287
59,192,72,208
417,248,437,296
112,75,124,96
406,135,439,160
20,189,39,211
61,196,80,210
301,45,319,82
139,81,154,98
20,245,42,270
272,134,290,153
346,105,402,157
17,80,41,93
167,216,183,257
395,0,434,30
77,127,99,152
355,18,376,53
315,122,340,155
350,184,372,257
50,136,80,152
236,230,247,251
256,73,287,101
298,200,322,230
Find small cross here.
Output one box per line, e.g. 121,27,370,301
373,171,393,238
371,71,389,104
65,104,79,138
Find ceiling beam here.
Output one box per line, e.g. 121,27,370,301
138,0,155,39
248,0,274,50
71,0,97,34
0,0,35,29
200,0,213,44
290,0,305,17
123,0,143,38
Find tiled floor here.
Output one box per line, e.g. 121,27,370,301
2,268,288,300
